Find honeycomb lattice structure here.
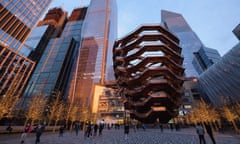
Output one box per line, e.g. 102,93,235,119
113,25,184,123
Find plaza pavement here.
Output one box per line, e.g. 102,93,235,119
0,127,239,144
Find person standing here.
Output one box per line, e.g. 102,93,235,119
74,122,80,136
59,125,64,137
205,123,216,144
99,119,105,136
196,123,206,144
93,124,98,136
85,121,92,138
35,124,43,144
124,123,130,140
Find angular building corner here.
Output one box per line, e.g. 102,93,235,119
199,23,240,106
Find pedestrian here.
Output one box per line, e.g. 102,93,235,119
85,121,92,138
35,124,43,144
99,119,105,136
74,122,80,136
159,124,163,132
6,124,13,134
205,122,216,144
59,125,64,137
93,124,98,136
196,123,206,144
20,123,32,144
124,123,130,140
142,123,146,131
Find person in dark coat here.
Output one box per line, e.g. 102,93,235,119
93,124,98,136
59,125,64,137
196,123,206,144
35,124,43,144
205,123,216,144
124,123,130,140
74,122,80,136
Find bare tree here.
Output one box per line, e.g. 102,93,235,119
0,79,20,119
186,100,220,125
53,102,64,132
25,94,47,126
221,104,239,133
47,91,61,126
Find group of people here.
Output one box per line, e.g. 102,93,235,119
15,120,216,144
196,122,216,144
84,119,105,138
20,123,45,144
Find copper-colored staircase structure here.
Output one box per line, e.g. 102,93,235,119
113,25,184,123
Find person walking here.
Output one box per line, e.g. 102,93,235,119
196,123,206,144
20,123,32,144
99,119,105,136
93,124,98,136
59,125,64,137
85,121,92,138
35,124,43,144
124,123,130,140
74,122,80,136
205,123,216,144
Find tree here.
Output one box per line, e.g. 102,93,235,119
0,79,20,119
185,100,220,125
47,91,61,126
25,94,47,125
221,104,239,132
53,102,64,132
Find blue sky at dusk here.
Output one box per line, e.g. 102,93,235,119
49,0,240,56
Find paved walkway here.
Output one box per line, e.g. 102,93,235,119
0,128,239,144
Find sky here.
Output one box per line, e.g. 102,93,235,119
49,0,240,56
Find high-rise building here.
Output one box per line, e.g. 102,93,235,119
161,10,203,78
67,0,118,116
22,7,87,106
161,10,222,115
199,24,240,106
0,0,52,98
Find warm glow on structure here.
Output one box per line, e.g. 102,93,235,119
92,85,106,113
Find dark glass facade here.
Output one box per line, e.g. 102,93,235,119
0,0,52,98
161,10,203,78
23,8,86,105
193,46,221,74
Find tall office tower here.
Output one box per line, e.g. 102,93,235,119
67,0,117,117
22,7,87,106
0,0,52,97
199,24,240,106
161,10,203,78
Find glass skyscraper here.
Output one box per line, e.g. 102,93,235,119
0,0,52,98
161,10,203,78
67,0,117,111
22,7,87,106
